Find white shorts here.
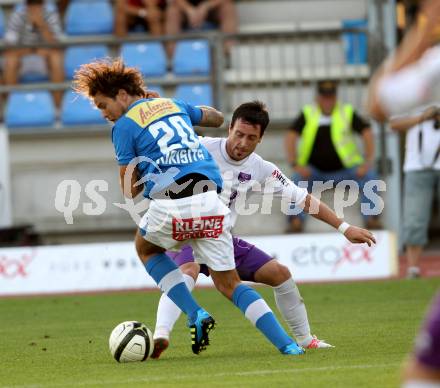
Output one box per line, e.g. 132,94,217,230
139,190,234,272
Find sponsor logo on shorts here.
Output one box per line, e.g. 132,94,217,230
172,215,224,241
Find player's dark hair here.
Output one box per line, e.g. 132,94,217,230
231,101,269,137
73,57,147,98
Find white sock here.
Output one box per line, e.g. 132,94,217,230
154,273,195,340
273,277,313,345
407,266,420,274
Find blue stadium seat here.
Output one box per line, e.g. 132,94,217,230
342,19,368,64
64,45,109,79
5,91,55,128
65,0,114,35
121,42,167,78
19,54,49,83
174,84,213,106
0,7,5,38
61,91,107,126
173,40,211,76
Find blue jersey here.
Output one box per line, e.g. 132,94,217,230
111,98,222,199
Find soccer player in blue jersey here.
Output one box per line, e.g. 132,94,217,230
73,58,305,356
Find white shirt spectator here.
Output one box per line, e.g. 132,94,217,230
5,3,63,45
396,106,440,172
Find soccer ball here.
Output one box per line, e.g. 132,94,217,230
109,321,154,362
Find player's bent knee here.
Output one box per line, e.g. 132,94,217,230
265,263,291,287
276,263,292,283
180,262,200,281
255,260,292,286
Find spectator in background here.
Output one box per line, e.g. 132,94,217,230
285,80,382,233
4,0,64,107
165,0,237,58
115,0,166,37
56,0,69,19
390,105,440,279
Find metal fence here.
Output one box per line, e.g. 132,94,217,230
219,27,382,121
0,25,384,129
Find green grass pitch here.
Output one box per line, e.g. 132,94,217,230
0,278,438,387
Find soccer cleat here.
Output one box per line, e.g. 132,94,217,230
304,335,334,349
188,309,215,355
151,337,169,359
280,341,305,355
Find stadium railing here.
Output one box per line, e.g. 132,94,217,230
0,25,383,131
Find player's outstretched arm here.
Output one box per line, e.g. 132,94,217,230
303,194,376,246
390,106,438,132
197,106,224,128
261,161,374,246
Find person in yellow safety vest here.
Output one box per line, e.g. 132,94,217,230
285,80,382,233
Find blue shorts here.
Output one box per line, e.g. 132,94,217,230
166,237,273,281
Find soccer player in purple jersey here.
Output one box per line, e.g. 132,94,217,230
152,101,376,358
403,291,440,387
